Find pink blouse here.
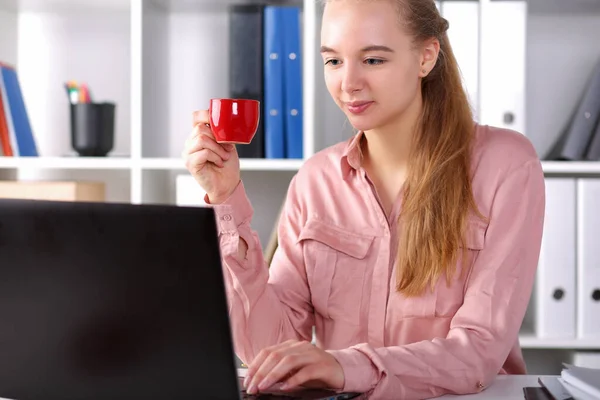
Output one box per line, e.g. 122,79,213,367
208,123,546,399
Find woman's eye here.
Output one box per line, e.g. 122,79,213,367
325,59,340,66
365,58,385,65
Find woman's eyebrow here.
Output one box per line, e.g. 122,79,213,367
319,44,394,53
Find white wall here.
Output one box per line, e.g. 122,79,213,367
17,11,131,158
0,10,17,66
166,11,230,158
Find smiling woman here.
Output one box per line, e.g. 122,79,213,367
182,0,546,399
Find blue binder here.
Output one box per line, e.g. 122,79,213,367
0,64,38,157
281,6,303,159
263,6,285,159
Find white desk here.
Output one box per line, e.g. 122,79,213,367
437,375,554,399
237,369,555,399
0,374,558,400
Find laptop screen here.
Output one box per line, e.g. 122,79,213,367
0,199,240,400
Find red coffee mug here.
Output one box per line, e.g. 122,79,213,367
208,98,260,144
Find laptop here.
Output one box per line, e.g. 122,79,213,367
0,199,361,400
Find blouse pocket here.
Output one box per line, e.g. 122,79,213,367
434,219,488,317
396,219,488,319
298,218,375,325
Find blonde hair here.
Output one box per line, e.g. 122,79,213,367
321,0,487,296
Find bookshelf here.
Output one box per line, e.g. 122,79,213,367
1,0,600,376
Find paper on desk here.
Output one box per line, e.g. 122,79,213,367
558,377,599,400
561,363,600,400
538,376,575,400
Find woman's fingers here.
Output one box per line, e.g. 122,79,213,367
245,340,309,394
197,134,231,161
187,124,236,154
280,363,321,391
186,149,224,169
257,351,313,392
183,131,230,162
246,340,299,383
192,109,210,127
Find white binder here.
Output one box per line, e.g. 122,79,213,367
577,179,600,339
536,178,576,338
479,0,527,135
439,1,480,120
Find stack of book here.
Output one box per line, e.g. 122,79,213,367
228,4,303,160
535,364,600,400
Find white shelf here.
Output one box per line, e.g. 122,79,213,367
140,157,303,171
0,156,132,169
139,158,185,170
0,157,304,172
2,158,598,175
240,158,303,171
0,0,129,12
541,161,600,175
519,334,600,350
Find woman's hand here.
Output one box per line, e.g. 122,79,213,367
182,110,241,204
243,340,345,395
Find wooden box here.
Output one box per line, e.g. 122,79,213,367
0,181,105,202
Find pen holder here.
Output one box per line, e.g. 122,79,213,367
70,102,116,157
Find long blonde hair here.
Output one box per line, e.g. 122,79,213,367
322,0,487,297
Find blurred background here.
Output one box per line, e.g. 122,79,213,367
0,0,599,377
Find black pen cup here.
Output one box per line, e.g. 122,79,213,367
70,102,116,157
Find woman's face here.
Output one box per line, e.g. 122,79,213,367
320,0,425,132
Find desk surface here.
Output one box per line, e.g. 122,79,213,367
237,369,554,399
0,374,557,400
437,375,553,399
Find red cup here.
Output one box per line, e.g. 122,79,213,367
208,98,260,144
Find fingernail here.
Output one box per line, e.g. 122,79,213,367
258,379,271,391
243,376,250,388
280,382,290,391
247,383,257,394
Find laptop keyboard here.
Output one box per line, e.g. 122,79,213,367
241,393,299,399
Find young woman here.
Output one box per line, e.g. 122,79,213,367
182,0,545,398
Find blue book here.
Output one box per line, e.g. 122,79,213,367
281,6,303,159
0,64,38,157
263,6,285,159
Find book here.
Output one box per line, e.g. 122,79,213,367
560,363,600,399
228,5,265,159
0,62,38,156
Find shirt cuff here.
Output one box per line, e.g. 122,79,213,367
327,348,379,394
204,180,253,236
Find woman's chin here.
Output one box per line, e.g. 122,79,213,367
345,117,378,132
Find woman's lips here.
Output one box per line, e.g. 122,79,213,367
346,101,373,114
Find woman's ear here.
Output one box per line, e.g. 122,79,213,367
419,38,440,77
